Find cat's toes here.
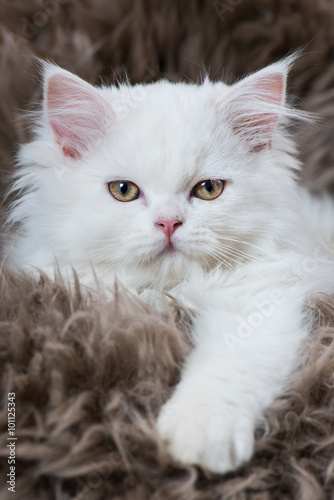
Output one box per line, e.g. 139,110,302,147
157,397,255,474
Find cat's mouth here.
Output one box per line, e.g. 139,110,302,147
158,240,179,258
163,241,177,254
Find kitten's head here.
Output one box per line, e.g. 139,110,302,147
11,58,304,287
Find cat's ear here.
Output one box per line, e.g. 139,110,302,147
222,61,290,153
43,64,113,160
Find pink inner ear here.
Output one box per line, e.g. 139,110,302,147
227,72,285,152
46,73,110,159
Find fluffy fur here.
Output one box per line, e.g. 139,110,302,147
1,0,334,496
1,268,334,499
3,59,319,289
4,57,334,474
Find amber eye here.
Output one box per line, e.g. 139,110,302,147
108,181,140,202
192,179,225,200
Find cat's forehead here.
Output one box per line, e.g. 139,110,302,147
114,79,230,120
103,80,231,190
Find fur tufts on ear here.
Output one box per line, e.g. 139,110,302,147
221,60,297,153
44,64,113,159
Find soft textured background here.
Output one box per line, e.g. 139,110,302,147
1,1,334,498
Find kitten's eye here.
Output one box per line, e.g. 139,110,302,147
108,181,140,202
192,179,225,200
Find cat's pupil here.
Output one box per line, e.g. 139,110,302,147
204,180,213,193
119,182,128,195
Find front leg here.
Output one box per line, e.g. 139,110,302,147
157,282,307,473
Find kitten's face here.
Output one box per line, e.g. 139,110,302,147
16,62,299,287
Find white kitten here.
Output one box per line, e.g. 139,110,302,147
5,57,334,473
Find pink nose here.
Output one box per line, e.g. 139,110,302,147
155,219,182,239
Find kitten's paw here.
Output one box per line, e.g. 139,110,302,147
157,394,255,474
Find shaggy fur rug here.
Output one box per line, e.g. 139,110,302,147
1,1,334,499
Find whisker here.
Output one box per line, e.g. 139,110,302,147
203,239,265,264
217,236,273,257
199,242,240,271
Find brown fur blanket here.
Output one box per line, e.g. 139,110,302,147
1,1,334,498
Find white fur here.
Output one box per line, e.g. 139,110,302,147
4,59,334,473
